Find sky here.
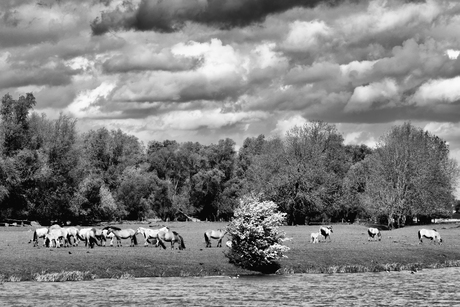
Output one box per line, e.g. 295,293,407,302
1,0,460,195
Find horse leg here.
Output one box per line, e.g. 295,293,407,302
204,233,210,248
217,238,222,248
158,239,166,249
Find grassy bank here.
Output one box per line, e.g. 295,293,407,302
1,222,460,281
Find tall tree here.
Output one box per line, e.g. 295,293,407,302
0,93,36,156
360,123,459,228
246,121,348,224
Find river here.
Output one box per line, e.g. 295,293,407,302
1,267,460,306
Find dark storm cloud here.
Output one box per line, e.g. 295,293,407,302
91,0,352,35
0,63,77,90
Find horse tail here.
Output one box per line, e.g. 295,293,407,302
32,230,37,244
90,228,101,248
179,234,185,250
418,230,421,240
133,234,138,246
77,232,84,242
204,232,210,245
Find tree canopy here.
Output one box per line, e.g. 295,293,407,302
0,93,458,226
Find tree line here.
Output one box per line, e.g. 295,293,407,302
0,93,458,227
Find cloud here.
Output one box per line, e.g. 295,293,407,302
412,76,460,106
0,61,77,90
336,0,442,44
446,49,460,60
346,79,400,112
90,0,349,35
102,47,200,73
283,20,332,52
66,82,118,118
271,114,308,136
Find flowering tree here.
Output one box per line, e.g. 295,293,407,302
225,195,290,273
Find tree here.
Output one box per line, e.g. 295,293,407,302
116,166,173,220
244,121,348,224
225,194,290,273
360,123,459,228
0,93,36,156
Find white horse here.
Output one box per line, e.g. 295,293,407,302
418,229,442,244
102,229,115,246
63,227,80,246
135,226,169,247
368,227,382,241
78,228,100,248
204,229,226,248
45,228,67,248
310,232,320,243
105,227,138,247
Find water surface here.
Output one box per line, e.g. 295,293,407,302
2,267,460,306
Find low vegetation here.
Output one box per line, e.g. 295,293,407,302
2,222,460,282
33,270,95,282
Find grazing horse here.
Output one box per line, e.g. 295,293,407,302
310,232,320,243
45,228,68,248
77,228,100,248
204,229,226,247
105,227,138,247
29,227,49,247
368,227,382,241
101,229,115,247
93,228,110,247
136,226,169,247
156,228,186,250
63,227,79,246
418,229,442,245
319,226,333,242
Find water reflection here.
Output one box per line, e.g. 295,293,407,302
2,267,460,306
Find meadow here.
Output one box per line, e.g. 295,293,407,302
1,222,460,281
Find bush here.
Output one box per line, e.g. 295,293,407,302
225,195,290,274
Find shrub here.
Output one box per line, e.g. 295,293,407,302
225,195,290,273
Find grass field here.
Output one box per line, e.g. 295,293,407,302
1,222,460,281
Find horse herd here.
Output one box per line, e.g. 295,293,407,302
310,226,443,245
29,225,227,250
29,224,444,251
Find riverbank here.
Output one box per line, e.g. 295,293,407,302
2,223,460,281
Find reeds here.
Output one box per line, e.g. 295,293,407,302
33,270,95,282
113,272,134,279
0,274,22,283
278,260,460,275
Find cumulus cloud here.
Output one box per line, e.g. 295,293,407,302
271,115,308,136
412,77,460,106
283,20,332,52
346,79,400,112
